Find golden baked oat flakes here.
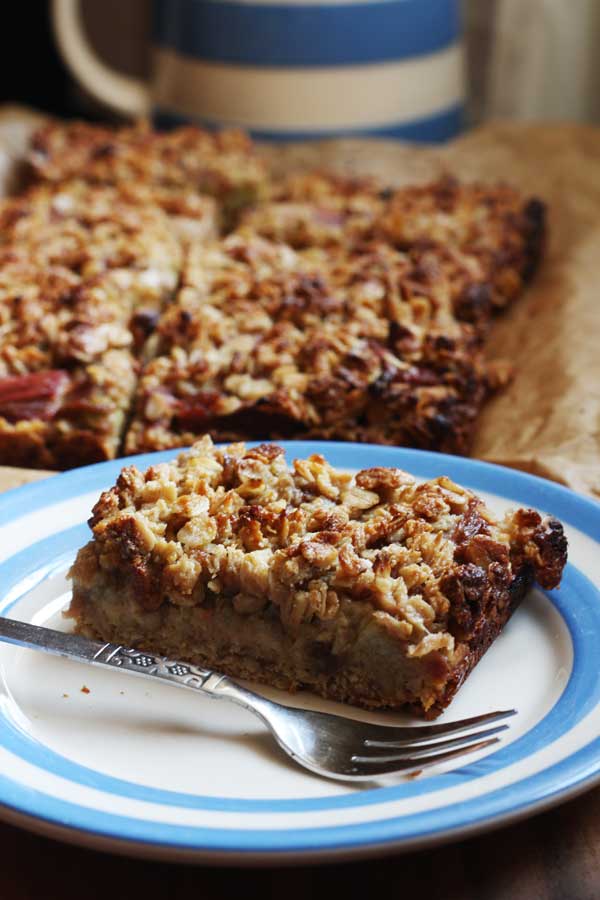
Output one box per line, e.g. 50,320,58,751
68,437,567,717
29,119,269,227
0,121,546,468
125,232,500,455
0,178,190,468
242,173,545,332
0,262,137,468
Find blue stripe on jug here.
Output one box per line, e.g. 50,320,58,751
154,103,463,143
153,0,460,67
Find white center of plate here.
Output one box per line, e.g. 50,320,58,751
0,562,572,802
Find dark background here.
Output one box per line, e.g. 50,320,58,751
0,6,72,116
0,2,150,120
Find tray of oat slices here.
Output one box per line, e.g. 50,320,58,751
0,107,598,496
0,106,599,864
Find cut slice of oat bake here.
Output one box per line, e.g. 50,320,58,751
0,179,194,468
68,437,567,717
124,231,500,456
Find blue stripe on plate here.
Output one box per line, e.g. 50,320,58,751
0,555,594,815
152,0,461,67
154,104,464,143
1,716,600,854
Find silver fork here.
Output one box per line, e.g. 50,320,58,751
0,617,516,782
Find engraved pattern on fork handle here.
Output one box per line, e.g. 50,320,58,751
91,643,227,693
0,618,515,780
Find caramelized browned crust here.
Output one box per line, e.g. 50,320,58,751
0,123,545,468
0,267,138,468
0,121,268,467
0,357,137,469
378,177,546,318
0,177,185,468
241,171,384,248
68,438,568,716
125,232,499,456
29,119,269,224
242,173,546,329
0,179,183,290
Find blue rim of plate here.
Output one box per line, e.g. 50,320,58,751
0,442,598,859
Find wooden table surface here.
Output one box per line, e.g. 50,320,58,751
0,468,598,900
1,787,599,899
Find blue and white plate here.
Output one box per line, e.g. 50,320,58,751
0,443,598,864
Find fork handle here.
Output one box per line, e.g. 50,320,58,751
0,617,247,699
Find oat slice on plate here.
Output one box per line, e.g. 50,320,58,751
68,437,567,718
125,231,497,456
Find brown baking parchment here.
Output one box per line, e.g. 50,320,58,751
1,107,599,497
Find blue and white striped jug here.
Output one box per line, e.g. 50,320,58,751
52,0,464,142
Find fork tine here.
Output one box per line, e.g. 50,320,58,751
350,737,501,778
356,708,517,744
353,723,509,762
